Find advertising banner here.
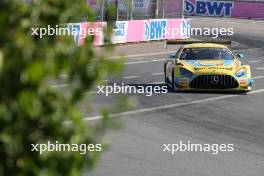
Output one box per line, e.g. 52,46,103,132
185,0,234,17
113,18,190,44
69,22,106,46
144,19,190,41
184,0,264,18
70,19,190,46
118,0,150,12
79,22,106,46
112,21,129,43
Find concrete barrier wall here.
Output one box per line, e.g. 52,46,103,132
113,18,191,44
68,22,106,46
69,18,191,46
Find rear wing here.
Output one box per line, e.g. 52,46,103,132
165,39,231,48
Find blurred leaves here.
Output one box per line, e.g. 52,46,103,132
0,0,128,175
0,50,3,72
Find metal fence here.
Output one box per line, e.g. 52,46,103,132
93,0,184,21
24,0,264,21
91,0,264,21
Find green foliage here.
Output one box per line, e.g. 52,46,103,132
0,0,126,175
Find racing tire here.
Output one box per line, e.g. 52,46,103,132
171,69,176,91
164,64,167,84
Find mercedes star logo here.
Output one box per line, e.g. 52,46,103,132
211,76,220,85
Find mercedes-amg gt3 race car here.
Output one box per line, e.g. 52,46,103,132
164,40,254,92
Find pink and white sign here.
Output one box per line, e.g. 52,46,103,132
79,22,106,46
69,22,106,46
184,0,264,19
113,18,190,44
71,19,190,46
112,21,129,43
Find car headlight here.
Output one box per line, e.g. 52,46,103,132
180,68,193,77
236,68,246,77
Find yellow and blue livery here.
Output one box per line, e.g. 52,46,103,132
164,42,253,92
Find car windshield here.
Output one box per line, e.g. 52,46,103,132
180,48,234,60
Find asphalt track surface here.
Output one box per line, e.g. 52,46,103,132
56,17,264,176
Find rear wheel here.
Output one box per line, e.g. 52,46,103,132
171,69,176,91
164,64,167,84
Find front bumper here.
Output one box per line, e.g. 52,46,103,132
174,76,253,92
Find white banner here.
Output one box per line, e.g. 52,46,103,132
112,21,128,44
117,0,150,12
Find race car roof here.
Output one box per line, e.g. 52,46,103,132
183,43,228,49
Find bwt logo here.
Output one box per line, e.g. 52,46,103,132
180,19,191,38
185,0,234,17
144,20,167,41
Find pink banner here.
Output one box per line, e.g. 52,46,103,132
184,0,264,19
72,19,190,46
73,22,106,46
114,18,190,44
233,1,264,19
74,19,190,46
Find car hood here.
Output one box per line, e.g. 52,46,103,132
180,60,241,75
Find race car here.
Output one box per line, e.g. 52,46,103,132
164,40,254,92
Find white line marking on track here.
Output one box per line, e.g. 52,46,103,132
151,72,163,76
233,47,264,52
83,88,264,121
108,51,175,59
126,58,165,65
256,68,264,70
127,57,160,60
253,76,264,79
150,81,164,84
123,75,141,79
249,60,260,63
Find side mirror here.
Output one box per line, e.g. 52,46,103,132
169,54,176,59
237,54,245,59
